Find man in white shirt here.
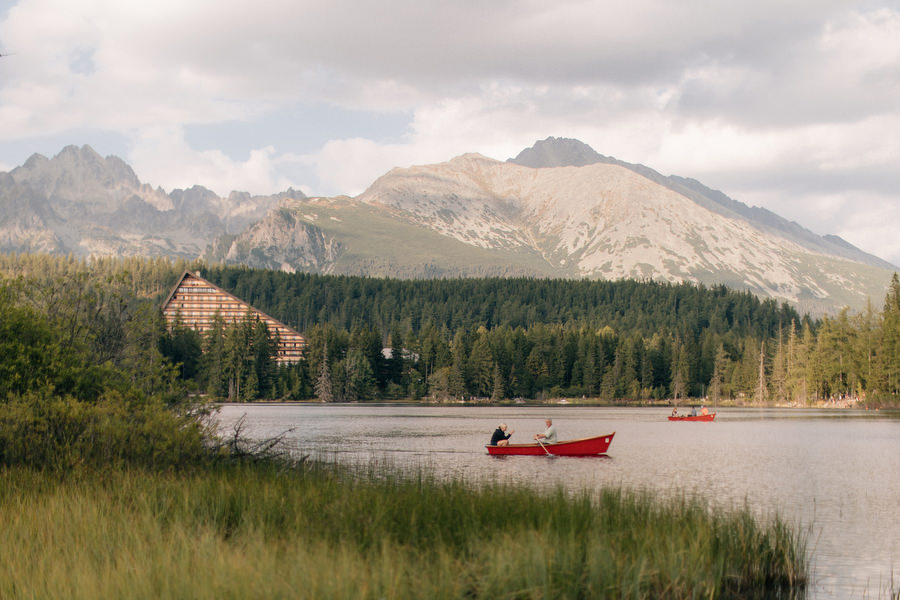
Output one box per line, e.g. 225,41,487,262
534,418,557,444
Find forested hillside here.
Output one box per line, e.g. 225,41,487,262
201,266,802,340
2,254,899,407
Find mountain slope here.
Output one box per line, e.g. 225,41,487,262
203,196,561,278
350,151,892,312
510,137,894,269
0,145,303,258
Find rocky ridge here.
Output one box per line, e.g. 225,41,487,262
0,145,303,258
1,139,895,314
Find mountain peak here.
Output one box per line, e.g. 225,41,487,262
508,137,606,168
56,144,101,161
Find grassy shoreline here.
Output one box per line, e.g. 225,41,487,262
0,460,807,599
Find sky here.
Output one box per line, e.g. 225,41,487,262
2,0,900,266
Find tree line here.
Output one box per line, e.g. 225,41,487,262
2,253,899,407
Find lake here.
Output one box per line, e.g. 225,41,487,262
214,404,900,599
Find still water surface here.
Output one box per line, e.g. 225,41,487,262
215,405,900,599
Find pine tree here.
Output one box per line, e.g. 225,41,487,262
343,348,376,401
670,341,689,402
222,314,255,402
449,331,469,399
314,341,333,402
799,321,816,403
580,337,598,396
252,320,278,399
388,327,405,387
854,299,878,401
448,360,467,400
468,335,494,398
491,363,505,401
201,312,226,398
709,343,727,404
769,325,787,403
880,273,900,395
755,340,768,404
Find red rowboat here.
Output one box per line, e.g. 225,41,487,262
668,413,716,422
486,433,615,456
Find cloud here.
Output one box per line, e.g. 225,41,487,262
127,126,309,196
2,0,900,265
837,194,900,266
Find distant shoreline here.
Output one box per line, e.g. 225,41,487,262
212,398,895,410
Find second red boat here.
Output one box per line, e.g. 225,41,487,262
668,413,716,422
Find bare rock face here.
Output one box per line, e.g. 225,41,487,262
0,145,304,259
507,136,607,168
209,201,343,273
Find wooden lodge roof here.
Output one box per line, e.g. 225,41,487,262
162,270,305,364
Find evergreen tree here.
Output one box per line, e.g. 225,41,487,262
428,366,451,401
342,348,375,402
670,341,689,402
577,334,598,396
526,346,551,395
784,320,805,404
350,325,385,391
853,299,878,399
599,363,617,401
755,340,768,404
449,330,469,399
221,314,257,401
277,362,309,400
709,344,727,404
490,363,505,401
315,341,333,402
200,312,227,397
621,334,644,399
252,320,278,399
387,327,405,387
770,326,787,403
799,321,817,403
448,360,467,400
160,314,203,380
640,348,654,401
468,334,494,398
880,274,900,395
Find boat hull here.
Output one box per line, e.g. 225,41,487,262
668,413,716,422
486,433,615,456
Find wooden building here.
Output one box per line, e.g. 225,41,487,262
162,271,305,364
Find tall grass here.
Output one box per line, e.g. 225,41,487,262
0,459,806,599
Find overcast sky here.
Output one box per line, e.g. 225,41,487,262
2,0,900,265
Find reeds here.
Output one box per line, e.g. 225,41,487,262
0,462,807,599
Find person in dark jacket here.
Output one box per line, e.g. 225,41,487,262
490,423,514,446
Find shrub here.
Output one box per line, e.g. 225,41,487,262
0,392,211,471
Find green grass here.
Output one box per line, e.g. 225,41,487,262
0,460,807,599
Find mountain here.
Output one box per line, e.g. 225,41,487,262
1,140,895,315
0,145,304,258
209,139,895,314
510,137,895,269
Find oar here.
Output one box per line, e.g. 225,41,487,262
537,438,553,457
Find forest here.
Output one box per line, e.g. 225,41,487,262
2,252,899,407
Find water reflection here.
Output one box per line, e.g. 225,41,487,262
215,404,900,600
